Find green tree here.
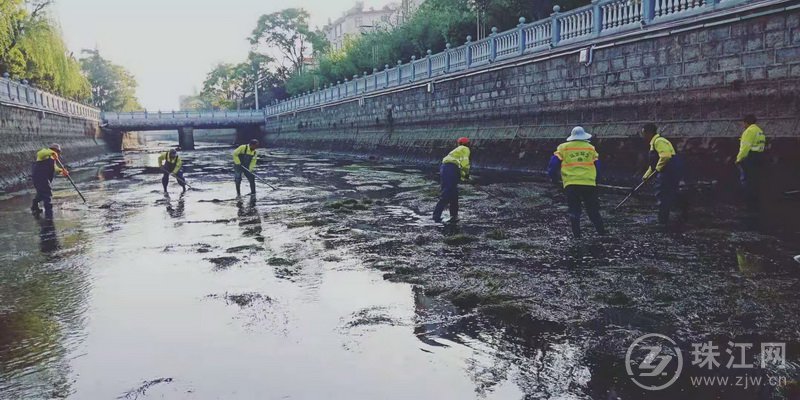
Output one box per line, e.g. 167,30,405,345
197,52,284,110
249,8,328,78
79,49,142,111
0,0,90,101
283,0,590,96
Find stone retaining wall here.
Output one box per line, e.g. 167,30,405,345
0,104,105,191
264,2,800,193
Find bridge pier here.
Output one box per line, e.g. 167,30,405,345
178,127,195,150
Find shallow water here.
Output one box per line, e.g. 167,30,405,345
0,145,552,399
1,143,798,399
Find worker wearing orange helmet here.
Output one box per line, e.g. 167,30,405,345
433,137,471,223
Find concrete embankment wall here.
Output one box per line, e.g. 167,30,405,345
0,104,105,190
264,2,800,194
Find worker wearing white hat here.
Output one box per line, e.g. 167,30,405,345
547,127,606,237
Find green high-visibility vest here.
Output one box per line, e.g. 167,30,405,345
554,140,598,188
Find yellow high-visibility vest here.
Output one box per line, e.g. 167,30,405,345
233,145,258,171
736,124,766,163
442,145,471,180
554,140,598,188
158,151,183,174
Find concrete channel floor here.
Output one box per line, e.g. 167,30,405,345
0,143,798,399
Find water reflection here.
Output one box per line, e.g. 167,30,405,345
412,287,592,397
2,146,797,399
38,218,59,254
165,193,185,219
236,196,263,241
0,200,89,399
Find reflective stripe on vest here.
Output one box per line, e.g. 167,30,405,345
556,140,598,187
749,126,766,152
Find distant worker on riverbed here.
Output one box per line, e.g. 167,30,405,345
158,149,186,193
433,137,471,223
233,139,260,197
640,123,687,226
30,144,69,219
547,127,606,238
735,114,766,214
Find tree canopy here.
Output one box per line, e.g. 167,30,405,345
248,8,328,80
79,49,142,112
192,0,591,109
0,0,90,101
181,52,283,111
285,0,589,95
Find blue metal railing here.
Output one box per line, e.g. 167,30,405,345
0,74,100,120
266,0,753,116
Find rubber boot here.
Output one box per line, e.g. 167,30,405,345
249,180,256,196
592,219,607,236
31,200,42,215
569,216,582,238
235,182,241,197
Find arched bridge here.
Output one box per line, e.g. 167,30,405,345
101,110,265,150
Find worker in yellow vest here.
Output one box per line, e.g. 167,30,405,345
158,149,186,193
233,139,259,196
641,123,686,225
433,137,470,223
31,144,69,219
547,127,606,237
735,114,766,213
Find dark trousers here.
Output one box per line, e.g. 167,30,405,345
32,179,53,218
565,184,605,237
234,166,256,195
649,155,689,225
739,152,763,213
433,163,460,221
162,169,185,191
656,165,681,225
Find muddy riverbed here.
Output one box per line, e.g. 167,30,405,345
1,143,798,399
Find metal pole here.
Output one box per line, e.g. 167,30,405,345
254,77,259,111
613,176,652,211
54,158,86,203
160,167,194,190
237,165,277,191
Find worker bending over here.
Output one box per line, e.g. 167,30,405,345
233,139,259,197
158,149,186,193
735,114,766,213
547,127,606,238
31,144,69,219
433,137,471,223
641,123,686,225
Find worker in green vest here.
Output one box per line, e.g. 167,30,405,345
641,123,686,225
233,139,259,196
735,114,766,213
432,137,471,223
547,127,606,238
31,144,69,219
158,149,186,193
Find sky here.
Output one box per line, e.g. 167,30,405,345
55,0,395,110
